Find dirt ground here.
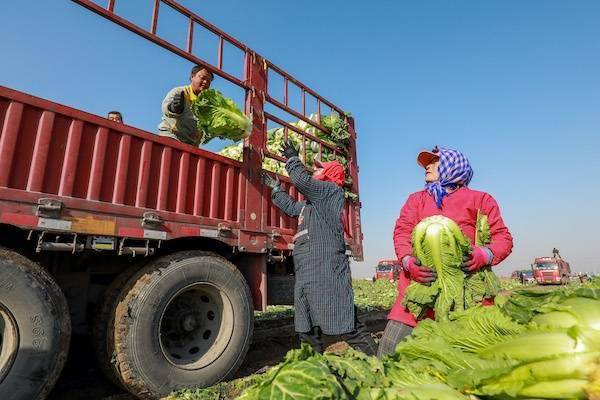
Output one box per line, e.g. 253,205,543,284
47,310,388,400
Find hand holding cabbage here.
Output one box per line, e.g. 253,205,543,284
403,215,500,321
404,256,437,284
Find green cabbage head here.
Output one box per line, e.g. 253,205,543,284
191,88,252,144
403,215,471,321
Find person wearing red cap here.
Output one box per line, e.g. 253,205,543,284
263,140,377,356
376,146,513,358
312,159,346,186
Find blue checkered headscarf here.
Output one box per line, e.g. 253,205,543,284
424,146,473,208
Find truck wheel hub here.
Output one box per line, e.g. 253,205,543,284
0,303,18,384
159,283,234,370
180,314,198,332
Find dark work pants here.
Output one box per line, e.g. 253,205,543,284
376,319,413,358
298,308,378,356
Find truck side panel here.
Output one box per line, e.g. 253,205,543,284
0,87,249,242
0,85,363,259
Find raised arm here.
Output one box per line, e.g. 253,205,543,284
263,172,306,217
272,189,306,217
285,156,331,203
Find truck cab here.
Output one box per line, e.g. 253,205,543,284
532,257,571,285
374,259,400,282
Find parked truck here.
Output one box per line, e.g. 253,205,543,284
0,1,364,399
532,256,571,285
373,259,400,282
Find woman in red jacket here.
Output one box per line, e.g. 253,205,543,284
377,146,513,358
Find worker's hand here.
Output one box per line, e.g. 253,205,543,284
281,139,299,159
461,246,493,273
262,172,280,191
168,90,185,114
405,256,437,284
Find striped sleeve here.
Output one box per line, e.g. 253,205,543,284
285,156,330,203
272,190,306,217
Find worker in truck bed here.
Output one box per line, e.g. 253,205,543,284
377,146,513,358
107,110,123,123
158,65,213,146
263,140,377,356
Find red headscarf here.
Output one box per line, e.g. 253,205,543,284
314,160,345,186
314,160,350,238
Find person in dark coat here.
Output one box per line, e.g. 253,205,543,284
262,140,377,356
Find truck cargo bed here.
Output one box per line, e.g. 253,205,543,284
0,85,362,257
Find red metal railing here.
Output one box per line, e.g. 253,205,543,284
69,0,362,256
262,113,342,165
72,0,249,88
71,0,350,155
266,61,345,122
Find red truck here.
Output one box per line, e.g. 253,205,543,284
0,2,363,399
373,259,400,282
532,256,571,285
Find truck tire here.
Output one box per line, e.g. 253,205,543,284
108,251,254,399
93,261,148,386
0,248,71,400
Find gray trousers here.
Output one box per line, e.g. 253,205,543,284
376,320,413,358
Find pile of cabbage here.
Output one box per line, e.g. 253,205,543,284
188,88,357,201
237,283,600,399
237,344,469,400
219,112,358,199
403,214,501,320
234,213,600,399
218,112,350,172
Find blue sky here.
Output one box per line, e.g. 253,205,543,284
1,0,599,277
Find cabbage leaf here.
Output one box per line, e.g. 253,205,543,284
191,88,251,144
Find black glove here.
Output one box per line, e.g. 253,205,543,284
168,90,185,114
281,139,299,159
262,172,280,190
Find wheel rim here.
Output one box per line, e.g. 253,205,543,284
0,303,19,384
159,283,234,370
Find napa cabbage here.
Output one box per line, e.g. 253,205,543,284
190,88,251,144
464,212,501,307
235,283,600,400
403,214,502,321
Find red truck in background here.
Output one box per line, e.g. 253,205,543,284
373,259,400,282
532,256,571,285
0,1,364,399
